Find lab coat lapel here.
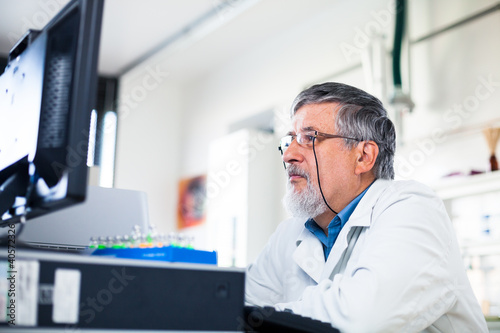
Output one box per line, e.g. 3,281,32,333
292,228,325,284
322,219,366,279
321,179,389,279
323,225,351,278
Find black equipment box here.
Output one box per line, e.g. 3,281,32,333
0,248,245,332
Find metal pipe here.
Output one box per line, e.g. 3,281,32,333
411,2,500,44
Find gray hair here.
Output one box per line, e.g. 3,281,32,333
291,82,396,180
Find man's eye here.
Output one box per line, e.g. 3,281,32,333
303,135,314,143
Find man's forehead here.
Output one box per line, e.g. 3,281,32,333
290,102,338,131
293,102,339,118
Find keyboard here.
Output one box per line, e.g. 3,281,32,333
244,306,340,333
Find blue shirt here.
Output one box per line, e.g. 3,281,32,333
305,185,371,260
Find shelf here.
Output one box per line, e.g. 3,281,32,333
432,171,500,200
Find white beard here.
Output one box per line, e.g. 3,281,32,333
282,165,328,219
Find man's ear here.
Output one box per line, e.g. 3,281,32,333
354,141,379,175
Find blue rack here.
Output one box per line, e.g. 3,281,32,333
92,246,218,265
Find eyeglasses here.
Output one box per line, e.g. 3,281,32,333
278,130,359,155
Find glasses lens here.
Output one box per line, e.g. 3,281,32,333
279,136,293,155
298,133,316,145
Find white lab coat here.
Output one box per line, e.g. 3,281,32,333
245,179,488,332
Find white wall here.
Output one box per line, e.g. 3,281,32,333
114,0,500,244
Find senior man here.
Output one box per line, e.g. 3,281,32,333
245,82,487,332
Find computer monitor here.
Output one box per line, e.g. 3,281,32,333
0,0,104,228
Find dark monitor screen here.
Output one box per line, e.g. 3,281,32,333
0,58,7,73
0,0,104,227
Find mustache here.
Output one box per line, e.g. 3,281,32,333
286,164,310,180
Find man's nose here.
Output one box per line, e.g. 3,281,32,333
283,139,304,165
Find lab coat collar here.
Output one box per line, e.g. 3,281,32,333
293,179,390,282
345,178,389,227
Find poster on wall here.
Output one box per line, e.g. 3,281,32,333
177,175,207,229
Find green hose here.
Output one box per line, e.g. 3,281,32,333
393,0,405,88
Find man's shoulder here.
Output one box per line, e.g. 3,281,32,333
370,178,437,199
360,179,441,213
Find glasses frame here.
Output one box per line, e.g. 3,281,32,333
278,130,359,156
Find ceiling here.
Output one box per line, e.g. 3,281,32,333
0,0,217,76
0,0,337,79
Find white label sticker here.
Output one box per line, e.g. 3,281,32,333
52,269,81,324
17,260,40,326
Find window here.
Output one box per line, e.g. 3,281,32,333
99,111,117,187
89,77,119,187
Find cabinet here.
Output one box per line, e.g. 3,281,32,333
433,171,500,320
